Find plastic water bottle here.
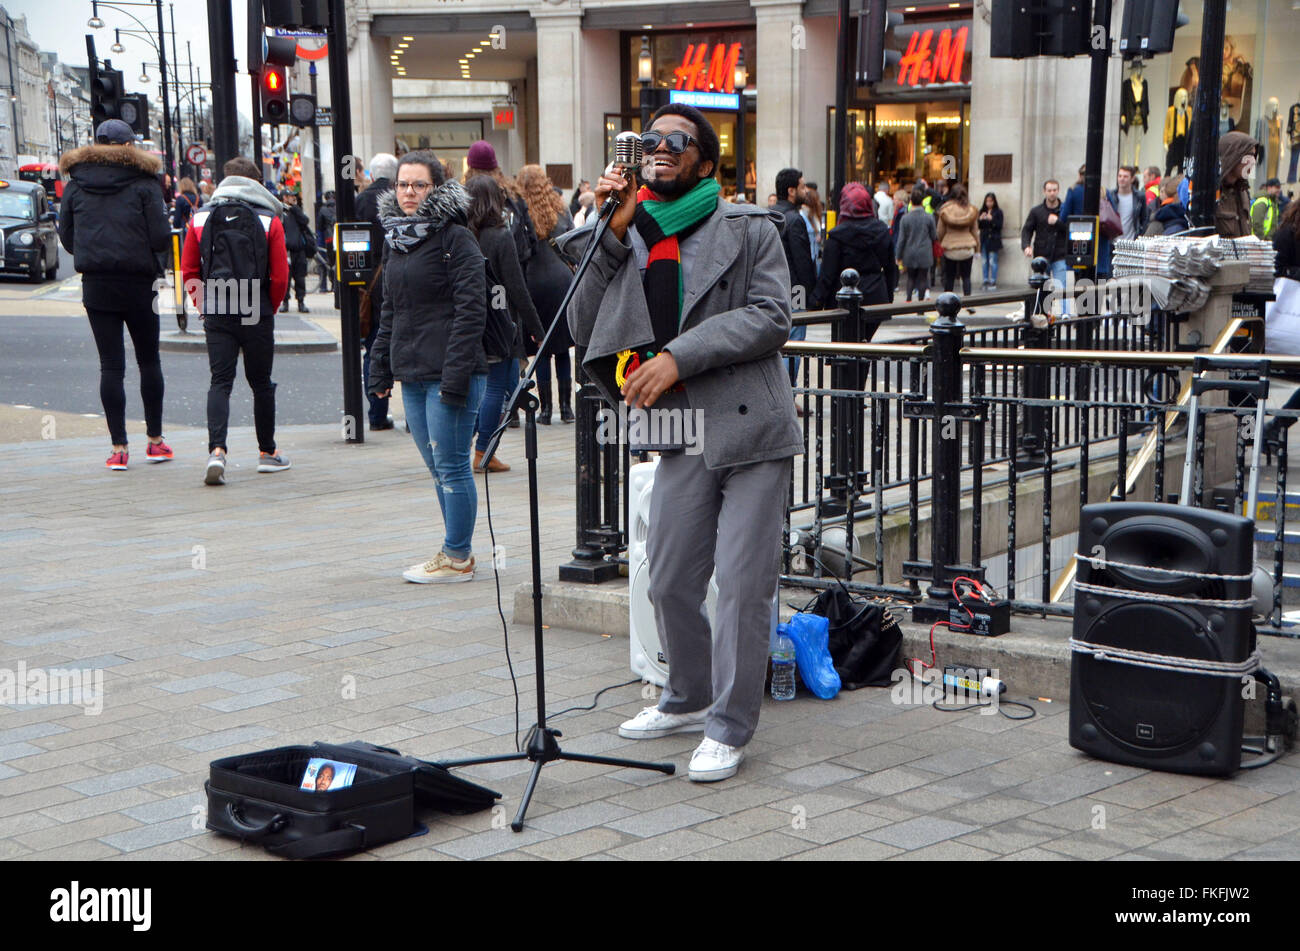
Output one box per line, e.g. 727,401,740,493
771,633,797,701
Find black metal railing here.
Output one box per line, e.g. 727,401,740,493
562,266,1299,637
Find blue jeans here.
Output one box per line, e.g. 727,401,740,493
402,374,487,561
363,322,390,427
981,249,999,287
475,357,517,453
786,322,808,386
1050,258,1073,317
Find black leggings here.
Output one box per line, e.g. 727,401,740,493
86,307,164,446
942,257,973,295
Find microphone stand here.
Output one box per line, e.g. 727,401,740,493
439,189,675,833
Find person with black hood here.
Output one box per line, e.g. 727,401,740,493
279,190,315,314
813,182,895,332
370,150,487,584
1216,130,1261,237
354,153,398,430
58,119,173,471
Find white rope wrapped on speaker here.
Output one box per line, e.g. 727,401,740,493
1074,552,1254,582
1069,638,1262,678
1073,580,1255,609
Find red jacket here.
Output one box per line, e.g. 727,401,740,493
182,204,289,314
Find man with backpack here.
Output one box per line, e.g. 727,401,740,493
181,156,291,485
279,190,316,313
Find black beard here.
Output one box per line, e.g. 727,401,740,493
646,158,703,200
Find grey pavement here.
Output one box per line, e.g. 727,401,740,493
2,418,1298,862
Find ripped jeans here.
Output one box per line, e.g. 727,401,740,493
401,375,487,560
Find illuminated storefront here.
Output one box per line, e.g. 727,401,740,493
613,29,758,199
834,14,972,190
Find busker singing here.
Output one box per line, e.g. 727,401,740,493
566,104,802,782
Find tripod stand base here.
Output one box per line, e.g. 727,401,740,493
441,725,675,832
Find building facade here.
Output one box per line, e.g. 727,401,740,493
345,0,1300,290
11,15,48,160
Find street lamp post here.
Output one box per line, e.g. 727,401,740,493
637,35,652,133
88,0,173,197
734,48,746,201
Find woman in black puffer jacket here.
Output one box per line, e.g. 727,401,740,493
370,151,488,584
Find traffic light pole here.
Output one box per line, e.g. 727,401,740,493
328,0,364,444
831,0,850,217
310,62,321,228
1080,0,1110,225
247,0,263,177
205,0,237,176
1187,0,1226,229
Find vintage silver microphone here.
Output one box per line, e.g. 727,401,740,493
598,131,644,219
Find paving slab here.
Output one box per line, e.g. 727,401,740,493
1,422,1296,860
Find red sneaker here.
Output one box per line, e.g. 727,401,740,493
106,450,128,471
146,440,174,462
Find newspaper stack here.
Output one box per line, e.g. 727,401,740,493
1218,235,1279,293
1110,234,1277,307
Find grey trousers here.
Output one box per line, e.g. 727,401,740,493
647,450,792,747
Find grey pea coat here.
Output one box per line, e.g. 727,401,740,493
562,199,804,471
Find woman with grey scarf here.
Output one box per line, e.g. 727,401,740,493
369,150,488,583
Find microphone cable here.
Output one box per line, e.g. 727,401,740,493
481,469,522,752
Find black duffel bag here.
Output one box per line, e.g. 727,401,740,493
206,741,499,859
804,585,903,689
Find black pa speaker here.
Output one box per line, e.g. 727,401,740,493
1069,502,1255,775
1119,0,1184,58
990,0,1091,59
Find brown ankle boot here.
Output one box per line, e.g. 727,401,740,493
474,449,511,473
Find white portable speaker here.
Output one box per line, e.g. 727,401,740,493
628,458,776,687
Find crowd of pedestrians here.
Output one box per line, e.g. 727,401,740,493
59,110,1300,589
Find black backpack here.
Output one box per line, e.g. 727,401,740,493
199,201,269,319
505,196,538,266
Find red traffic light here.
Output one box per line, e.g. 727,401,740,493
260,66,289,122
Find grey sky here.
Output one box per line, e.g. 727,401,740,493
13,0,251,122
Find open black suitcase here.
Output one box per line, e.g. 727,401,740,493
205,741,500,859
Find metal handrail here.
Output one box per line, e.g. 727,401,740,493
792,289,1026,326
783,340,1299,371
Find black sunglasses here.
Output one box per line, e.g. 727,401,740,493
641,130,700,155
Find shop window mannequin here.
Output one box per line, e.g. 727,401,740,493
1288,95,1300,184
1164,88,1191,176
1258,98,1283,184
1121,63,1149,167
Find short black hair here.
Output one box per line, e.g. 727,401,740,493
650,103,719,178
397,149,445,187
776,168,802,203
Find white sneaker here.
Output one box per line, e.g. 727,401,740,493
688,737,744,782
204,452,226,486
402,552,475,583
618,706,708,740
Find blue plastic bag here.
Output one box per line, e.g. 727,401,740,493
780,613,841,700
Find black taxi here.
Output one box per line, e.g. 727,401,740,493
0,178,60,283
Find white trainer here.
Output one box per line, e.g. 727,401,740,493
618,706,708,740
688,737,744,782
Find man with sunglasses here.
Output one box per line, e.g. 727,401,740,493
566,104,802,783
